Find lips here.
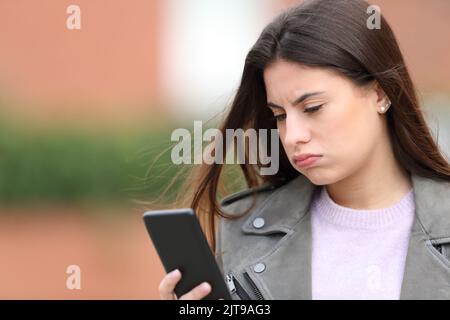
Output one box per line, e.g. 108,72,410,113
293,154,321,162
293,154,322,168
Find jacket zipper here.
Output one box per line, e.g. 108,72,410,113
243,272,265,300
226,272,251,300
226,272,265,300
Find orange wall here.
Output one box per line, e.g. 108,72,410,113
0,0,163,124
279,0,450,95
0,0,448,126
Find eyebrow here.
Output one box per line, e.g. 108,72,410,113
267,91,325,109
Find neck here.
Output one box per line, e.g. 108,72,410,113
326,142,412,210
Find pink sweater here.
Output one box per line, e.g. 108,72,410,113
310,186,415,300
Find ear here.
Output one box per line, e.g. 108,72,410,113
373,81,390,106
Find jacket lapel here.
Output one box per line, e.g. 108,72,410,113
238,173,450,300
399,174,450,299
242,210,313,299
239,174,318,299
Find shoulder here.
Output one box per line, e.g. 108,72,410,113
220,183,278,208
217,175,316,235
217,182,281,231
219,174,310,210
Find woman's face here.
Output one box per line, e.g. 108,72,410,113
263,59,388,185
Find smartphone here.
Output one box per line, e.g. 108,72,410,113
143,208,231,300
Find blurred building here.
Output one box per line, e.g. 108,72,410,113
0,0,448,126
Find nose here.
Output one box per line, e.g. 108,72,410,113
282,113,312,147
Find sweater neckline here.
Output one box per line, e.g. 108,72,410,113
312,186,415,230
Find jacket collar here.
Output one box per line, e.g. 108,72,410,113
241,174,316,236
241,173,450,239
238,173,450,299
408,174,450,239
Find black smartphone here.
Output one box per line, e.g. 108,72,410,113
143,208,231,300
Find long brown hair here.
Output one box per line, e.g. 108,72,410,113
174,0,450,251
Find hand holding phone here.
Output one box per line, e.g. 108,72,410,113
143,208,231,300
158,268,213,300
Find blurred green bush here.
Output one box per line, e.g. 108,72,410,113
0,122,183,207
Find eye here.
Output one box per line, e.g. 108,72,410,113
304,104,323,113
271,104,323,121
273,114,286,121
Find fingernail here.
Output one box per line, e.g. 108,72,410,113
201,282,211,292
169,269,181,278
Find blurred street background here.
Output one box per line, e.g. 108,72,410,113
0,0,449,299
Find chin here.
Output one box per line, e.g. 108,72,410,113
302,169,337,186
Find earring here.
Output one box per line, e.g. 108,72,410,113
380,101,391,113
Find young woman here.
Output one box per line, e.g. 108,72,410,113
158,0,450,300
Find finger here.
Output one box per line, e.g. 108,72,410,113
159,269,181,300
179,282,211,300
